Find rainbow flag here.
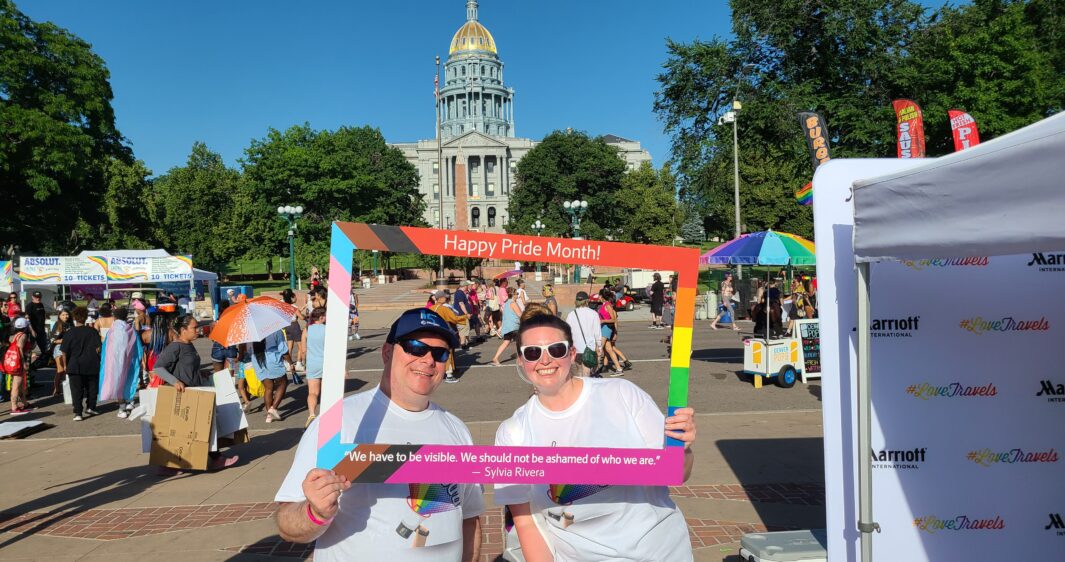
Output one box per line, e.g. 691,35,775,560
795,181,813,206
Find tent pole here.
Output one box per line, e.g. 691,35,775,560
856,261,878,561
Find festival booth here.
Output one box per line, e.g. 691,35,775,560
18,250,217,319
814,112,1065,561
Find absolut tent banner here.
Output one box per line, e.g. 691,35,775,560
892,99,926,158
949,109,981,152
814,159,1065,561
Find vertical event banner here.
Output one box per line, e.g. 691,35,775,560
317,222,699,485
105,256,150,282
892,99,926,158
949,109,981,152
795,111,831,206
147,256,193,281
814,160,1065,561
0,261,12,293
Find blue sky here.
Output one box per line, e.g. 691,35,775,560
18,1,951,176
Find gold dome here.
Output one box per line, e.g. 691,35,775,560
450,20,497,55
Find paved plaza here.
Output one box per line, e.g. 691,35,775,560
0,312,826,561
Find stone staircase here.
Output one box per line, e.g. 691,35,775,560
354,279,434,311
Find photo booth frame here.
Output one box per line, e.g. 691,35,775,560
317,221,699,485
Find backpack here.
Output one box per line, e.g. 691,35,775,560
3,335,24,376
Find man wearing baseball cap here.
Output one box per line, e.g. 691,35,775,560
275,308,483,561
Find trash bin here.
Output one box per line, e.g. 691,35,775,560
705,291,719,317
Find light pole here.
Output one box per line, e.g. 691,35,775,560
532,219,544,236
436,55,446,285
719,100,743,280
372,250,379,278
277,205,303,290
563,199,588,282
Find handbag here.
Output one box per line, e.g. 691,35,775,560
572,312,599,369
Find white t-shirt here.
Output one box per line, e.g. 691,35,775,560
494,378,691,562
565,308,601,353
276,387,485,561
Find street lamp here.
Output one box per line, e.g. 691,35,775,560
435,55,445,285
532,219,544,236
277,205,304,290
563,199,588,283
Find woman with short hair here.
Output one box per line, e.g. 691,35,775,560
494,308,696,561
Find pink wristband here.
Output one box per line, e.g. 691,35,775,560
306,502,333,526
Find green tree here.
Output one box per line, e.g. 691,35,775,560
616,162,680,245
149,143,242,272
0,0,130,253
507,130,626,240
655,0,1062,242
97,158,154,249
240,123,425,277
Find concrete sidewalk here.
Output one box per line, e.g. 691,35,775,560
0,410,824,561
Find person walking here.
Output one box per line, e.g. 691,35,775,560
4,317,35,414
711,273,741,331
430,291,467,383
564,291,600,377
61,307,101,420
275,308,484,560
541,284,559,317
281,289,304,377
249,329,290,423
150,314,239,470
49,308,72,397
452,282,474,349
99,306,141,417
301,306,326,427
494,308,697,562
649,273,665,329
514,278,528,313
95,303,115,341
490,288,521,366
598,290,632,376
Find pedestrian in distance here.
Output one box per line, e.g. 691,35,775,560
711,273,741,331
62,307,101,420
5,317,35,414
649,272,665,329
26,290,49,365
49,308,72,397
248,329,290,423
494,307,697,561
301,306,326,427
281,289,304,377
490,287,521,366
429,290,467,383
597,289,631,376
275,308,484,560
541,284,559,317
150,314,239,471
564,291,600,377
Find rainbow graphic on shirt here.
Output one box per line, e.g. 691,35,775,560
548,484,610,505
407,483,461,516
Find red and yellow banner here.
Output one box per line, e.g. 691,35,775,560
892,99,926,158
948,109,981,152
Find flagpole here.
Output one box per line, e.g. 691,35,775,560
436,56,445,284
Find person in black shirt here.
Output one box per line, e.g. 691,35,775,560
649,273,665,330
27,291,49,365
62,306,101,420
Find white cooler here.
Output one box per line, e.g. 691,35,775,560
740,529,827,562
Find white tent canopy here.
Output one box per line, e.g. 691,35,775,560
853,112,1065,261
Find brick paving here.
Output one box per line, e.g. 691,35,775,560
670,483,825,506
1,483,820,559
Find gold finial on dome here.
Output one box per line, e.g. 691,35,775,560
450,0,497,55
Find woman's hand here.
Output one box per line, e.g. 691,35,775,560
664,407,697,449
174,381,186,392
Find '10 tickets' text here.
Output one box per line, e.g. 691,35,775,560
443,234,602,261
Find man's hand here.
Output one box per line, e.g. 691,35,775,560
174,381,186,392
303,468,351,521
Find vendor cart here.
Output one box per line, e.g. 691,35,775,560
742,319,821,389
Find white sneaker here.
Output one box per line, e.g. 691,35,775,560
354,333,361,340
73,415,83,421
125,402,135,411
117,410,129,419
84,408,99,416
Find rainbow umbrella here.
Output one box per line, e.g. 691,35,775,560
209,296,298,347
700,230,816,266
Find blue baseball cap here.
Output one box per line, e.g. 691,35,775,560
386,308,459,349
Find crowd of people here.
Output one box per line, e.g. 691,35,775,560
711,271,819,337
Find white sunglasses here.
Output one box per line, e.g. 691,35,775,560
519,341,570,363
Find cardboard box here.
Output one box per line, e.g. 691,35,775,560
149,386,215,470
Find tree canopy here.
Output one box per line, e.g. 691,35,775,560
656,0,1064,241
239,124,425,275
0,0,129,253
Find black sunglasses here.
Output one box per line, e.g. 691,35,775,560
398,339,451,363
519,341,570,363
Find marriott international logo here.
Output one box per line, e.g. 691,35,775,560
1047,513,1065,536
871,447,926,469
871,316,920,338
1028,253,1065,272
1037,380,1065,403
